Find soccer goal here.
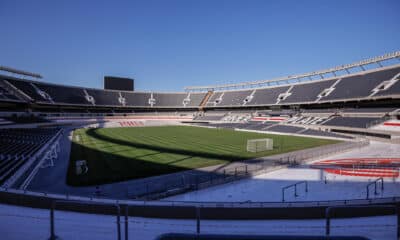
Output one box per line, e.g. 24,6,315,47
247,138,273,152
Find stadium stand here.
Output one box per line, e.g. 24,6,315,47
1,54,400,240
322,116,383,128
195,115,224,121
281,80,336,103
121,91,151,107
206,92,224,106
185,92,207,107
237,121,270,130
301,129,353,139
285,116,329,125
0,128,60,185
85,89,121,106
246,86,290,106
301,109,339,114
375,78,400,96
341,107,398,113
0,118,13,125
1,63,400,109
221,112,252,122
4,78,51,102
33,82,88,105
153,93,187,107
266,125,304,133
217,90,253,106
0,86,20,101
320,66,400,101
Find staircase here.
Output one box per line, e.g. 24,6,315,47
0,80,32,102
199,90,213,110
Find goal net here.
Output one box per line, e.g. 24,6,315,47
247,138,273,152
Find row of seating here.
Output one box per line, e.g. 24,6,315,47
1,76,207,107
199,121,351,139
0,86,20,101
206,66,400,107
0,128,60,184
321,116,383,128
285,115,385,129
1,65,399,108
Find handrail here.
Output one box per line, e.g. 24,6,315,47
366,177,384,199
282,181,308,202
0,186,399,217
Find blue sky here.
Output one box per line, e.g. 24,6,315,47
0,0,399,91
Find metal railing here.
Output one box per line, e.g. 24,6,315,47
49,199,122,240
282,181,308,202
366,177,384,199
45,199,400,240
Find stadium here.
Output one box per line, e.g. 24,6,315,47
1,1,400,240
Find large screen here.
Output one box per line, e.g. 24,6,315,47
104,76,134,91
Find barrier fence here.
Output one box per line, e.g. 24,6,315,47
43,199,399,240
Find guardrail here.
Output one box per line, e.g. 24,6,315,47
1,186,399,218
49,199,122,240
282,181,308,202
366,177,384,199
42,198,399,240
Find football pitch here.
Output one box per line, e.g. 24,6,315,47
67,125,339,186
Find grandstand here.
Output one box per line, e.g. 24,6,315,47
0,52,400,240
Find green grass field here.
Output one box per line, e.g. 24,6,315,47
67,125,339,186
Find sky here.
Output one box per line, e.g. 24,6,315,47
0,0,399,92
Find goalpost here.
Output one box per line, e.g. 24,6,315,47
247,138,273,152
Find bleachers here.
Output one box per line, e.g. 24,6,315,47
186,93,207,107
153,93,187,107
0,86,20,101
34,82,88,105
206,92,224,106
238,121,273,130
85,89,121,106
121,91,151,107
217,90,253,106
375,79,400,96
195,114,225,121
5,78,51,102
341,107,398,113
301,129,353,139
1,64,400,109
247,86,290,106
321,66,400,101
266,125,304,134
281,80,335,103
0,128,60,185
322,116,382,128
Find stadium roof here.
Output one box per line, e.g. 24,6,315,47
184,51,400,92
0,66,42,79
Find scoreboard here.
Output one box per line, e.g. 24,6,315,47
104,76,134,91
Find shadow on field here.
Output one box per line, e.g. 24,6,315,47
67,128,253,186
67,141,191,186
